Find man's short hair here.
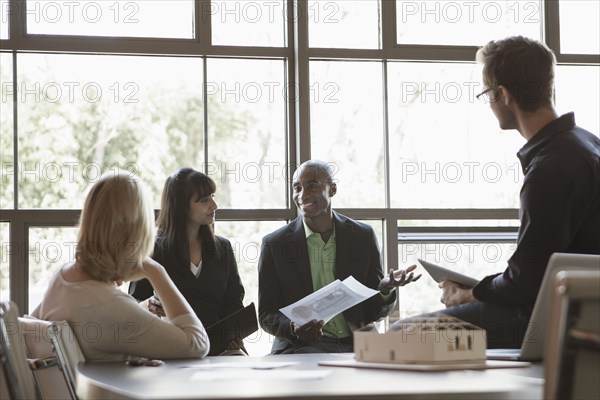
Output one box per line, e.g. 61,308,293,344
476,36,556,112
294,160,336,185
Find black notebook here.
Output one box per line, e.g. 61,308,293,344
205,303,258,356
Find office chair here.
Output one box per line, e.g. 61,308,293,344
18,316,72,400
544,269,600,400
47,321,85,400
0,301,39,399
1,361,11,399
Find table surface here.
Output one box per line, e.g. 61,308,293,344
76,353,544,400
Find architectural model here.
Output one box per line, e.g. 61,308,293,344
354,315,486,364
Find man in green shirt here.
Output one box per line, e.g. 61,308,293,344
258,160,420,354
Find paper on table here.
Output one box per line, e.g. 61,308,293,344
318,359,531,371
191,369,331,381
180,362,298,370
280,276,379,326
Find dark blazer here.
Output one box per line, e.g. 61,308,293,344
258,211,396,353
129,235,245,355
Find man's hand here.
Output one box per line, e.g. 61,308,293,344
378,264,422,294
293,319,325,343
439,280,477,307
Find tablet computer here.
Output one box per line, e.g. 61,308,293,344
417,259,479,288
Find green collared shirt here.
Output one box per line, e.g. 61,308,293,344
303,219,352,339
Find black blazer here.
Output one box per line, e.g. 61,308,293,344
129,235,245,355
258,211,396,353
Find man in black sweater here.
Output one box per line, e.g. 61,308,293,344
393,36,600,348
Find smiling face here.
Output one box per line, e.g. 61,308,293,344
188,192,218,226
292,165,336,221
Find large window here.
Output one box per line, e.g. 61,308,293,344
555,65,600,134
0,52,12,210
309,0,380,49
206,58,287,209
212,0,287,46
1,0,598,355
310,61,385,208
387,61,525,209
15,53,206,208
558,0,600,55
396,0,542,45
25,0,196,38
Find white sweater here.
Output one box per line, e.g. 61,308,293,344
32,267,209,361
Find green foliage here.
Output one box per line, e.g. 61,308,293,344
0,55,284,313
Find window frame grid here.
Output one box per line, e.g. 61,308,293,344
0,0,597,313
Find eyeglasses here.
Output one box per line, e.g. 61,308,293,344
476,87,495,103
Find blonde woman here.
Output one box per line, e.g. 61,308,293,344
32,173,209,361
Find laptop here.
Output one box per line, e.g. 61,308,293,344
486,253,600,361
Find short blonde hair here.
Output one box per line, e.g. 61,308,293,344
76,173,155,282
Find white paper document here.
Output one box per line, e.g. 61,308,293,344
191,369,331,382
181,362,298,370
280,276,379,326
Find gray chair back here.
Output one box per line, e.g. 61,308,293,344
19,316,74,400
544,268,600,399
0,301,39,400
48,321,85,400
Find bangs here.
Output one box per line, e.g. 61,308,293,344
190,173,217,201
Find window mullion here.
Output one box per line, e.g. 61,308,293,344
8,0,25,41
198,0,211,48
544,0,560,55
380,0,397,51
294,0,311,163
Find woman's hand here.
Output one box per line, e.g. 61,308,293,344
147,296,166,317
136,258,195,321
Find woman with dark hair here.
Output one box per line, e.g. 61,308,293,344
129,167,246,355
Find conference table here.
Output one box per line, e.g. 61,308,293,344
76,353,544,399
